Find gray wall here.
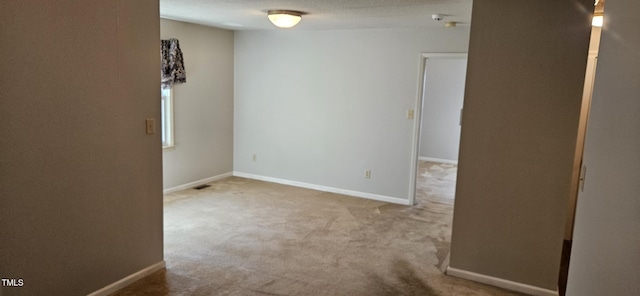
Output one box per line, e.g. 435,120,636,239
419,57,467,163
234,28,470,200
161,19,234,190
450,0,591,291
0,1,163,295
566,0,640,294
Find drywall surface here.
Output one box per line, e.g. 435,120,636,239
0,1,163,295
449,0,592,291
161,19,234,190
419,57,467,162
566,0,640,294
234,28,470,200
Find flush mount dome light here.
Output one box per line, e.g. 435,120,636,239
592,14,603,27
268,10,303,28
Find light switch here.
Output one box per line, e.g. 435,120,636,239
407,109,415,119
146,118,155,135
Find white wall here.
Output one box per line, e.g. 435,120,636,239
234,28,470,201
419,57,467,163
161,19,234,190
566,0,640,294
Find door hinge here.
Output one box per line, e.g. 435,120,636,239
579,165,587,192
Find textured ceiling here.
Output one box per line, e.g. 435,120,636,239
160,0,473,30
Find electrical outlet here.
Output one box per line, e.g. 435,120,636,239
365,169,371,179
145,118,155,134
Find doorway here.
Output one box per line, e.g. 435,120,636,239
409,53,468,205
558,21,602,296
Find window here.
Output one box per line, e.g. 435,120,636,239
161,87,174,148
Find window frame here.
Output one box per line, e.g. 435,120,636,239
161,87,175,149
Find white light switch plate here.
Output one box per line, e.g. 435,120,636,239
146,118,155,135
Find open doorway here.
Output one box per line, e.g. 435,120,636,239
410,53,468,206
558,4,603,295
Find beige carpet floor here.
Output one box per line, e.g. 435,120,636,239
112,161,524,296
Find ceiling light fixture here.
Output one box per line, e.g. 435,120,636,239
268,10,303,29
592,14,603,27
593,0,605,27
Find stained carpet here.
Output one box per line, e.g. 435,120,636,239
112,161,524,295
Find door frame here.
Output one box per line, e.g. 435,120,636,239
565,52,599,240
408,52,468,205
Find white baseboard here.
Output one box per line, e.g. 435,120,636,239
446,266,559,296
88,261,165,296
419,156,458,165
233,172,411,205
163,172,233,194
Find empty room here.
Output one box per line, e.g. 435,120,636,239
1,1,638,296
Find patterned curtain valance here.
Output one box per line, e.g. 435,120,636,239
161,38,186,89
